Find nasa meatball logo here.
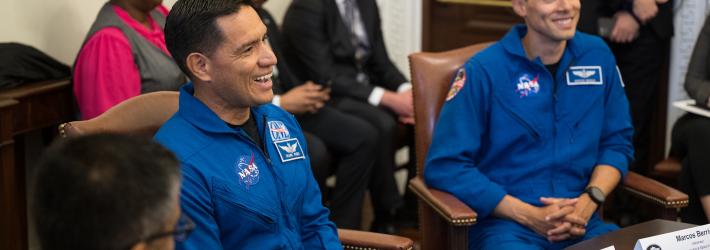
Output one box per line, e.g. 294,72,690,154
236,152,260,189
516,73,540,98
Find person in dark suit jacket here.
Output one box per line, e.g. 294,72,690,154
282,0,413,232
578,0,673,175
254,0,377,230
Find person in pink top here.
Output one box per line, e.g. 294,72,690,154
74,0,185,119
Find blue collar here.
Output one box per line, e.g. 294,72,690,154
177,83,268,135
500,24,583,63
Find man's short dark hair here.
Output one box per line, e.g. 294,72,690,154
31,133,180,250
165,0,253,79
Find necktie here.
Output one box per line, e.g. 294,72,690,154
343,0,370,84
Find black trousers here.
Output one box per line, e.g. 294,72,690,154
672,113,710,225
299,106,375,229
609,28,671,174
329,97,404,216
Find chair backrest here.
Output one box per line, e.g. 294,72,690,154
59,91,179,137
409,43,492,175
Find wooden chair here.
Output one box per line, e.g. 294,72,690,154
407,43,689,250
649,154,682,187
58,91,413,250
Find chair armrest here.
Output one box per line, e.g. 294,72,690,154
338,229,413,250
408,177,477,226
58,122,79,138
622,171,688,208
652,157,681,176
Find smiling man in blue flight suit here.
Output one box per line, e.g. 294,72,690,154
424,0,634,249
155,0,341,249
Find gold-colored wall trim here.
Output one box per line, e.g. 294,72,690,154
436,0,512,8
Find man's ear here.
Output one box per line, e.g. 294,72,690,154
186,52,212,82
511,0,527,17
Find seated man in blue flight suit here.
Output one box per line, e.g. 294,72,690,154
424,0,634,249
155,0,341,249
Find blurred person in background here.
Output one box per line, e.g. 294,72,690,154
672,14,710,226
282,0,415,233
73,0,186,119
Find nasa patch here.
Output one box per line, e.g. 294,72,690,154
236,152,260,189
267,121,290,142
515,73,540,98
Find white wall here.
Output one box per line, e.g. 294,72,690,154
0,0,107,64
376,0,422,79
0,0,178,65
263,0,289,25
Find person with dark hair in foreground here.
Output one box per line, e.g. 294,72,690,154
156,0,341,249
31,133,188,250
424,0,634,249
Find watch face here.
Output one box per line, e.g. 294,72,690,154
588,187,605,204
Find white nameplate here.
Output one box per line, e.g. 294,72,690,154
634,224,710,250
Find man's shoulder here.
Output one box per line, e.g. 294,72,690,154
155,114,210,162
471,42,505,61
461,42,507,73
573,31,614,56
256,104,298,121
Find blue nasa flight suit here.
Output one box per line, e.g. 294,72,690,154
424,25,634,249
155,83,342,250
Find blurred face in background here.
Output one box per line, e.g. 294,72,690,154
114,0,163,13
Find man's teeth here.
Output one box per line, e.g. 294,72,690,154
256,73,273,82
555,18,572,24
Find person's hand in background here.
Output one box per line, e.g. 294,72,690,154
610,11,640,43
279,81,330,114
633,0,659,24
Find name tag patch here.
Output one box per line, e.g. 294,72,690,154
274,138,305,162
566,66,603,85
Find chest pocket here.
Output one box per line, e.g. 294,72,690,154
264,132,309,211
268,158,309,213
212,177,278,234
559,82,605,129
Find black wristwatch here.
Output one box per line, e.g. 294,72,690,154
585,186,606,206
